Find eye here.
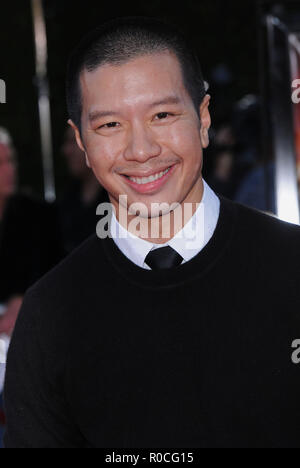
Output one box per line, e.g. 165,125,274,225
155,112,173,120
99,122,120,129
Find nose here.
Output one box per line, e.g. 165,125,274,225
123,123,161,162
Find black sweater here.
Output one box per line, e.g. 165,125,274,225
4,196,300,448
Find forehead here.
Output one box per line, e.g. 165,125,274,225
80,51,188,112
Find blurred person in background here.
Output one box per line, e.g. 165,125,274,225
0,127,17,448
58,126,109,254
207,146,235,198
0,127,63,317
232,95,276,214
0,129,16,233
0,128,63,446
234,161,276,214
208,95,276,214
206,124,236,198
231,94,261,187
0,128,20,353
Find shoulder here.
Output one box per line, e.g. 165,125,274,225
221,195,300,238
234,198,300,240
220,196,300,268
17,234,111,349
26,234,107,307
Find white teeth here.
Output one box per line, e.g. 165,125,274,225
129,167,171,184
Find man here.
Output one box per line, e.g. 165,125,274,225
4,17,300,448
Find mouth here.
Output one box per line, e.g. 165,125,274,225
120,164,178,194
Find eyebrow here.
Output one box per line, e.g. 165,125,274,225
149,96,181,107
88,96,182,123
88,110,120,123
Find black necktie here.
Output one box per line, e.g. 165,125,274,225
145,246,183,270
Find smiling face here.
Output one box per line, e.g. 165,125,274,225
71,51,211,219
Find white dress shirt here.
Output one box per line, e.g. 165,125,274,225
110,179,220,270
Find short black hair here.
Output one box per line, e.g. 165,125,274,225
66,16,206,132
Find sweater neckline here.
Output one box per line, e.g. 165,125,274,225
99,195,237,289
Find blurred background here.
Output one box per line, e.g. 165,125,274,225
1,0,300,216
1,0,261,198
0,0,300,446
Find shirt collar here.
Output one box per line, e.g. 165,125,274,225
110,179,220,269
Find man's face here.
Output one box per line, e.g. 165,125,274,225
0,144,16,199
72,51,211,218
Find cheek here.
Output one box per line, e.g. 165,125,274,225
85,137,119,173
166,122,203,165
84,136,126,194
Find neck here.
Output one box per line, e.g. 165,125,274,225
113,177,204,244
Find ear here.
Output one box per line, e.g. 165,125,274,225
68,119,91,168
199,94,211,149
